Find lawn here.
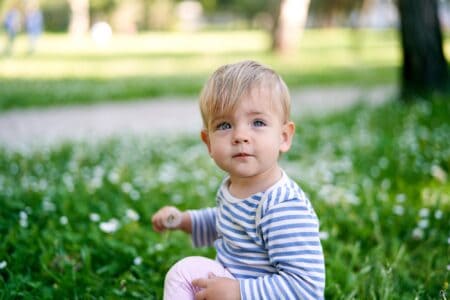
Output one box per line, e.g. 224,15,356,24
0,29,402,110
0,97,449,299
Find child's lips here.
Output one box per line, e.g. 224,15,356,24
233,152,252,158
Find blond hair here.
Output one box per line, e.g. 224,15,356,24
199,60,291,130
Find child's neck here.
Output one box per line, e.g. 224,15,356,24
228,166,283,199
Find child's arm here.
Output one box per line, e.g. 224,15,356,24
151,206,192,234
152,206,218,247
239,199,325,299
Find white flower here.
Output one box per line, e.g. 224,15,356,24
154,243,164,251
431,165,447,183
434,210,443,220
129,190,140,201
319,231,329,240
0,261,7,269
89,213,101,222
393,205,404,216
108,171,120,184
412,228,424,240
19,219,28,228
42,198,56,212
171,194,183,204
121,182,133,194
126,209,140,221
133,256,142,266
395,194,406,203
19,211,28,228
19,211,28,220
418,208,429,218
60,216,68,225
100,218,120,233
418,219,429,229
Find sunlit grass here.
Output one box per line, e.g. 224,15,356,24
0,29,402,109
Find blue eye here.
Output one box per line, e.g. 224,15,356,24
216,122,232,130
253,119,266,127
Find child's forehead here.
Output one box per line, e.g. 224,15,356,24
211,90,281,119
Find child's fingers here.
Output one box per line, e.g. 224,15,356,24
151,206,180,232
192,278,208,288
151,213,166,232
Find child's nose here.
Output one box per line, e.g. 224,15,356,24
232,126,249,144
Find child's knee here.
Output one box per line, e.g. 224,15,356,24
165,256,207,282
164,256,208,296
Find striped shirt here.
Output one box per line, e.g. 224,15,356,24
189,171,325,299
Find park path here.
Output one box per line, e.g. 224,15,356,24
0,85,396,150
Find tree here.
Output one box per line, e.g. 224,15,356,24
396,0,449,100
68,0,89,37
272,0,310,54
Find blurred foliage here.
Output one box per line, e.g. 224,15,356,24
2,0,438,32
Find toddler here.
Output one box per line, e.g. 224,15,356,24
152,60,325,299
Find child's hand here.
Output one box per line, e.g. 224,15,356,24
151,206,182,232
192,274,240,300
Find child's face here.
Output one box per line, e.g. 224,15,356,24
201,87,294,182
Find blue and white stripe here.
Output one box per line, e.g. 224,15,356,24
189,171,325,299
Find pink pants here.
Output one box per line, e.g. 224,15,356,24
163,256,235,300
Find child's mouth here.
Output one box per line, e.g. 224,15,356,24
233,152,251,158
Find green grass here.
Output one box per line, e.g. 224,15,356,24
0,97,449,299
0,29,402,110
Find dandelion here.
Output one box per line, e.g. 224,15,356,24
418,208,430,218
125,209,140,221
0,261,7,269
434,210,443,219
393,205,404,216
100,218,120,233
89,176,103,190
19,211,28,228
431,165,447,183
38,179,48,191
133,256,142,266
381,179,391,191
154,243,164,251
412,228,424,240
121,182,133,194
90,213,100,222
60,216,68,225
129,190,140,201
395,194,406,203
171,194,183,204
418,219,429,229
93,166,105,178
42,197,56,212
319,231,329,240
63,173,74,192
108,170,120,184
378,157,389,169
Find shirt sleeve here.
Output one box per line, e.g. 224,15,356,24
239,199,325,300
188,207,218,248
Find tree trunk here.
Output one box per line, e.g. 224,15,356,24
272,0,310,54
68,0,90,38
397,0,448,100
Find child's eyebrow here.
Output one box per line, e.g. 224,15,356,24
247,110,269,116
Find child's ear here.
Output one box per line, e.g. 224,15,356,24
201,130,212,153
280,121,295,153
